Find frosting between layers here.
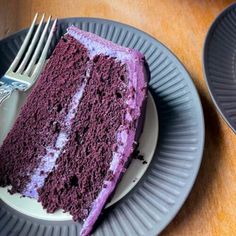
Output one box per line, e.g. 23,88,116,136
23,80,87,198
67,26,147,236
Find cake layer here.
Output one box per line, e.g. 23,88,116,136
0,26,148,236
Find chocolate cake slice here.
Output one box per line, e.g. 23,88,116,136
0,26,148,236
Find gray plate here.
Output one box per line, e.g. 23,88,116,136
0,18,204,236
203,3,236,133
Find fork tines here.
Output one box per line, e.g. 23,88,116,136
7,13,57,79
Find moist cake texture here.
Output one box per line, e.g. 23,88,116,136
0,26,148,236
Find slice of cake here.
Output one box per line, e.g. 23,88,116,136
0,26,148,236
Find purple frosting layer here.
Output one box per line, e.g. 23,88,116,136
22,80,88,198
67,26,148,236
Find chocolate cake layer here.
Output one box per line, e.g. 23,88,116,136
0,26,148,236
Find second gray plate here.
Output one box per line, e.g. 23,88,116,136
203,3,236,133
0,18,204,236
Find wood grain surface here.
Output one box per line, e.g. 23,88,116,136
0,0,236,235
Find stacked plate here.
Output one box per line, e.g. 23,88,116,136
203,3,236,133
0,18,205,235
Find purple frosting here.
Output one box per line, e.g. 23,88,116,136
22,80,88,198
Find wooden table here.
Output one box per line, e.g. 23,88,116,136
1,0,236,235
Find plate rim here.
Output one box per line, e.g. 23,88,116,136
0,17,205,236
203,2,236,134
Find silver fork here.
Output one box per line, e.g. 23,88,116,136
0,13,57,104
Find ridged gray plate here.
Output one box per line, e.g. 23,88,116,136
203,3,236,133
0,18,204,236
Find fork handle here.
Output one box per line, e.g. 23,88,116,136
0,84,14,105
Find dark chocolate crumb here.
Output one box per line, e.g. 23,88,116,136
57,103,63,112
69,175,79,187
132,177,138,183
133,150,145,161
115,91,122,98
75,131,81,144
51,121,61,133
62,37,68,43
120,75,125,81
133,148,147,164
